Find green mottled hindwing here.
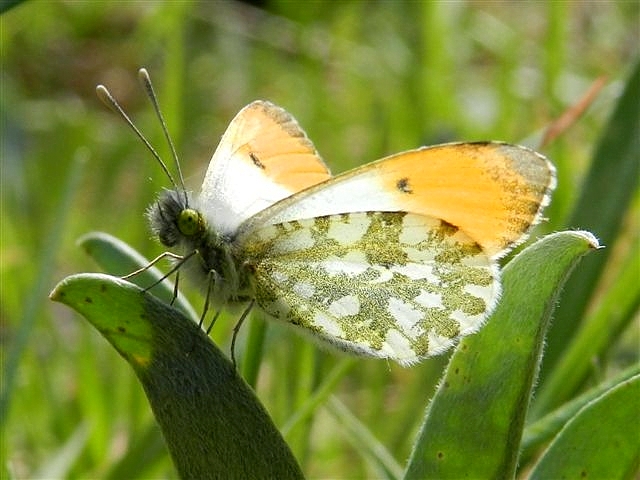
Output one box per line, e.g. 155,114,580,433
240,211,498,365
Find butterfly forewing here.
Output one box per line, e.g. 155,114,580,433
198,101,331,236
239,142,555,259
241,211,498,365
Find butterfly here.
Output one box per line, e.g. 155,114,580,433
98,69,555,366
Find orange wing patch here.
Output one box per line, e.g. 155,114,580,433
228,101,332,192
379,142,555,257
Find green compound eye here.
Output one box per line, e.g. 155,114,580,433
177,209,201,236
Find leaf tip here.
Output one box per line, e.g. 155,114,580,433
49,278,71,304
48,285,62,302
569,230,602,250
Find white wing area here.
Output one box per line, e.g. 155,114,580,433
197,101,330,236
239,171,389,239
197,139,293,234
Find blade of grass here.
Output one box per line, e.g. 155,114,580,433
0,149,86,424
287,343,321,465
281,358,357,438
327,396,404,480
33,423,90,479
240,315,267,389
157,2,189,157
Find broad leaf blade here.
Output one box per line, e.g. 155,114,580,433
50,273,303,479
77,231,198,322
532,241,640,417
541,60,640,391
404,231,600,480
529,374,640,479
521,363,640,462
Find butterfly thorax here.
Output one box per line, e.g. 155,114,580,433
147,189,252,305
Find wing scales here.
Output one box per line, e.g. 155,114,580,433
198,101,331,235
242,211,498,365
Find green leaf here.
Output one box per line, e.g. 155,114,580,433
77,231,198,322
521,363,640,462
49,273,303,479
541,60,640,389
404,231,600,480
531,240,640,418
529,374,640,479
0,0,27,14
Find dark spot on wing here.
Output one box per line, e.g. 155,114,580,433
440,220,459,235
249,152,265,169
396,177,412,193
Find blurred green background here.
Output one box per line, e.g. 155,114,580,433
1,1,638,478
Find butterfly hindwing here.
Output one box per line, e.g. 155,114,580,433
241,211,498,365
198,101,331,236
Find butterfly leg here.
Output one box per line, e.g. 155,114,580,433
201,269,225,332
170,270,180,306
230,300,255,368
199,270,215,330
121,250,184,280
186,271,220,353
125,249,198,293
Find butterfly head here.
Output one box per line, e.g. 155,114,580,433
148,189,206,249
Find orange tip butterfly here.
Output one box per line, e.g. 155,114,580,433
97,68,555,366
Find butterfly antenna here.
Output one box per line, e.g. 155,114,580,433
138,68,189,206
95,83,181,195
